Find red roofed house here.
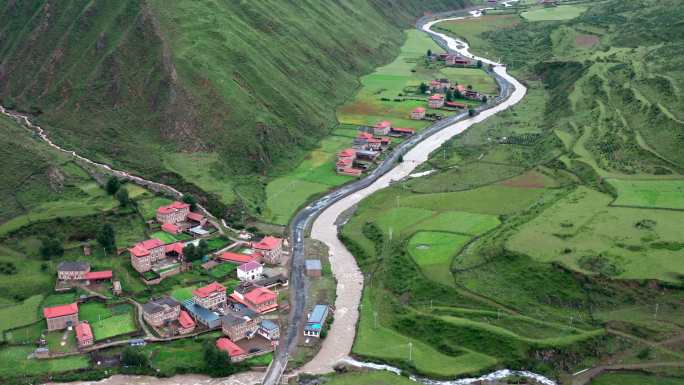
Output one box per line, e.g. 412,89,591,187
446,55,470,66
187,212,207,226
252,236,284,265
337,148,356,163
75,321,93,348
164,242,185,258
218,252,260,264
429,94,445,108
391,127,416,136
373,120,392,136
129,239,165,273
156,201,190,224
44,303,79,331
455,84,466,94
231,286,278,314
85,270,113,282
339,167,363,177
162,223,182,235
410,107,426,120
193,282,227,310
216,338,247,361
178,310,196,334
446,101,468,109
336,158,353,173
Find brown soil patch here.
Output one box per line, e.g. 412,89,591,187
339,100,381,116
500,170,549,189
575,34,600,48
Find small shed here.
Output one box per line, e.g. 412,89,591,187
305,259,322,278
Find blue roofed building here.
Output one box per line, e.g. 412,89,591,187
182,299,221,329
258,319,280,342
304,304,329,338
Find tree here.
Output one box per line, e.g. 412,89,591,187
40,237,64,260
115,188,130,207
454,89,463,99
446,89,454,102
426,49,432,58
105,177,121,195
183,244,198,262
196,240,209,259
203,341,237,377
182,194,198,210
467,84,473,90
477,60,483,68
481,95,488,104
418,82,428,94
121,347,148,367
97,224,116,254
398,154,404,163
468,109,476,117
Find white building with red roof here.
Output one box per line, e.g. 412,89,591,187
372,120,392,136
156,201,190,224
75,321,93,348
410,107,426,120
44,303,79,331
237,261,263,282
252,236,284,265
428,94,445,108
193,282,227,310
230,286,278,314
186,212,206,226
129,238,165,273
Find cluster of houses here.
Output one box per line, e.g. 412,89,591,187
428,52,474,67
335,122,415,176
55,261,114,291
41,303,93,350
141,279,282,362
410,78,486,118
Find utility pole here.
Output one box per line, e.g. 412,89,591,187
374,311,378,329
408,342,413,362
654,303,659,320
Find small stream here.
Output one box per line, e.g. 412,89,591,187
342,358,557,385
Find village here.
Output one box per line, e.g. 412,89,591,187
335,50,489,177
35,200,331,365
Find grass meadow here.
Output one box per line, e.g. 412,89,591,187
0,295,43,341
0,346,89,378
434,15,520,58
507,187,684,281
521,5,588,21
80,302,137,341
408,231,470,286
608,179,684,210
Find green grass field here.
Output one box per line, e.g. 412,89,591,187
149,231,177,244
208,262,237,279
323,372,416,385
163,152,236,205
408,231,470,286
137,196,174,220
434,14,521,58
80,302,137,340
171,285,198,302
521,5,588,21
0,295,43,341
590,372,684,385
409,211,500,236
608,179,684,210
507,187,684,281
0,346,90,379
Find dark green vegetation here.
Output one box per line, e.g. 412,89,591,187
0,0,469,222
341,0,684,381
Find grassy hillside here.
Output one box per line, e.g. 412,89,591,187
0,0,469,220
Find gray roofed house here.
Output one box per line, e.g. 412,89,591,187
258,319,280,341
142,296,181,328
305,260,322,277
221,305,261,341
253,274,289,289
143,297,180,314
57,261,90,272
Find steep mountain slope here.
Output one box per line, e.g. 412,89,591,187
0,0,468,216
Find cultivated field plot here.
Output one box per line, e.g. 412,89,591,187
0,295,43,341
608,179,684,210
521,5,588,21
411,211,500,236
80,302,137,341
507,187,684,281
408,231,470,286
440,67,498,95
